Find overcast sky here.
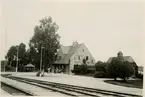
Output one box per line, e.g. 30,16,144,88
0,0,145,66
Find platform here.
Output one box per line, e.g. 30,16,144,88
11,72,143,96
1,76,69,96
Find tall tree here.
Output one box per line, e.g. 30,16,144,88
29,16,60,70
5,43,27,71
25,46,40,68
5,46,17,66
18,43,26,65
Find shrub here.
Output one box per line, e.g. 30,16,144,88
136,73,143,79
80,64,87,74
71,69,81,74
93,71,106,78
95,61,107,73
72,64,91,75
107,58,134,81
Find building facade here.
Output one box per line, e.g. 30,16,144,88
51,41,95,74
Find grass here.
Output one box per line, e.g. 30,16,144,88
104,79,143,89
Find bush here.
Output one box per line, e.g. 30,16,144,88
95,61,107,73
5,65,16,71
136,73,143,79
72,64,91,75
107,58,134,81
71,69,81,74
80,65,87,74
93,71,106,78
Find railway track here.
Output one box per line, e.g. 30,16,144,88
1,81,35,96
1,74,142,97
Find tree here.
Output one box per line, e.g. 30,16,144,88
5,46,17,66
5,43,27,71
93,61,107,78
18,43,27,65
25,46,41,70
95,61,107,73
17,43,27,71
29,16,60,71
107,57,134,81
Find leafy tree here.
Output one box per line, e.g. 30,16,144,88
5,46,17,67
93,61,107,78
29,16,60,71
25,46,39,68
18,43,27,65
5,43,27,71
17,43,27,71
107,58,134,81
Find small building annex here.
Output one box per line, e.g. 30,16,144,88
51,41,96,74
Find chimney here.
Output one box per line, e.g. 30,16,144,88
72,41,78,47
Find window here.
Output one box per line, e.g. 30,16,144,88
92,60,93,63
86,56,88,60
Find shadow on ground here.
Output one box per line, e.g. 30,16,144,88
104,79,143,89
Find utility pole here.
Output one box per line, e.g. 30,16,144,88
16,46,19,72
3,0,7,72
40,46,44,72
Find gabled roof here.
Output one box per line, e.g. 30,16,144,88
25,63,35,67
55,43,83,64
107,56,135,63
61,46,71,54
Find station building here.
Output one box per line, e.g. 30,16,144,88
51,41,95,74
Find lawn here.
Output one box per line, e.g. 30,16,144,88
104,79,143,89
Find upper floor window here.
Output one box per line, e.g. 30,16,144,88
78,56,81,60
86,56,88,60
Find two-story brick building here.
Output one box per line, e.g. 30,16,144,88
51,41,95,74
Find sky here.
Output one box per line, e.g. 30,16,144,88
0,0,145,66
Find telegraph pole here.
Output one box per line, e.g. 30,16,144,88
3,0,7,72
16,46,19,72
40,46,43,72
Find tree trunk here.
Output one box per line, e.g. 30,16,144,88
114,77,117,81
123,77,127,82
10,60,12,66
